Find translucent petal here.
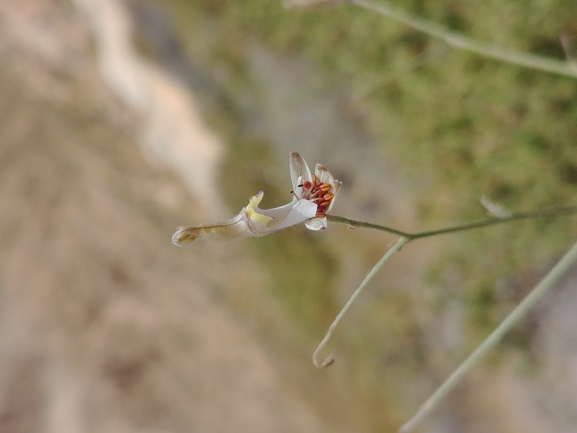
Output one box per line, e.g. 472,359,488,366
315,163,342,212
266,199,317,231
305,217,328,231
290,152,312,192
255,198,298,220
314,163,334,185
172,213,254,244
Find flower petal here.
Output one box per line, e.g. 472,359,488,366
254,198,298,220
305,217,328,231
266,199,317,231
243,191,275,235
290,152,312,192
244,190,318,234
172,213,252,245
315,163,342,212
172,153,342,245
314,163,334,185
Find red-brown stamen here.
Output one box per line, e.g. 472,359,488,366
297,175,334,217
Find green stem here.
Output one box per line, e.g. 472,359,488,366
327,204,577,239
399,240,577,432
313,236,409,368
327,214,410,237
350,0,577,79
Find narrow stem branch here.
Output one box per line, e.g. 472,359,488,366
399,240,577,432
313,236,409,368
411,205,577,238
350,0,577,79
328,204,577,239
327,214,411,237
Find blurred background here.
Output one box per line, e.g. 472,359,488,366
1,0,577,432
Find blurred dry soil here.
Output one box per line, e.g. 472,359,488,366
0,1,352,432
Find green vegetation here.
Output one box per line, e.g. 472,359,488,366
172,0,577,338
157,0,577,429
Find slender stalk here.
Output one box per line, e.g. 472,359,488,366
411,205,577,238
327,214,411,237
327,204,577,239
319,204,577,368
350,0,577,79
313,236,409,368
399,240,577,432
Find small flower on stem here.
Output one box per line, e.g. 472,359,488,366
172,152,341,245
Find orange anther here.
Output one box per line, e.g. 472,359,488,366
311,174,317,182
302,181,312,189
319,201,331,208
320,183,331,192
315,210,326,218
323,193,334,200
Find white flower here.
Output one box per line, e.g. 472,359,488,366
172,152,341,245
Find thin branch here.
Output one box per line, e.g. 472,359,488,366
313,236,409,368
327,214,411,237
350,0,577,79
399,239,577,432
411,205,577,238
328,204,577,239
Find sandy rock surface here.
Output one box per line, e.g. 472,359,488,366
0,1,337,432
